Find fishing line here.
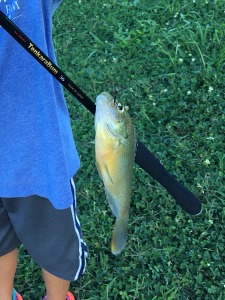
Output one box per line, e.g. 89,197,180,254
0,10,202,215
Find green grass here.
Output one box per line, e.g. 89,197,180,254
15,0,225,299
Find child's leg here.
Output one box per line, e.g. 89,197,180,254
0,248,18,300
42,268,70,300
1,178,87,299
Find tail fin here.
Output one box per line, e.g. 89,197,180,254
111,216,129,255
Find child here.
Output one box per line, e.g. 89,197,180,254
0,1,87,299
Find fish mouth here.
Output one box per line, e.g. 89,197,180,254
96,94,105,102
96,92,113,103
96,93,112,111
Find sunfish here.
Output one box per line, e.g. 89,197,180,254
95,92,136,255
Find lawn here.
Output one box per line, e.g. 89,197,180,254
16,0,225,299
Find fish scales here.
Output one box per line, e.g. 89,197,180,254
95,92,135,255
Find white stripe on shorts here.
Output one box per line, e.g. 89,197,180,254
70,178,88,281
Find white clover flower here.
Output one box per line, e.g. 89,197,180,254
178,58,183,63
191,58,196,62
187,91,192,95
204,159,210,166
206,136,215,141
208,86,214,93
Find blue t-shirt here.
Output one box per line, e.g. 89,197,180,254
0,0,80,209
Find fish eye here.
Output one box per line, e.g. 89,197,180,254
117,103,123,111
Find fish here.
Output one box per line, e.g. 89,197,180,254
95,92,136,255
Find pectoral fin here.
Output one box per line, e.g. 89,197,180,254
105,189,119,217
96,162,119,216
103,163,113,184
96,161,113,184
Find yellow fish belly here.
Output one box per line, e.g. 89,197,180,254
95,123,134,255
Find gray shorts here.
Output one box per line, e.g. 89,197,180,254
0,178,87,281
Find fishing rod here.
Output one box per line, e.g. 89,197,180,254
0,10,202,215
